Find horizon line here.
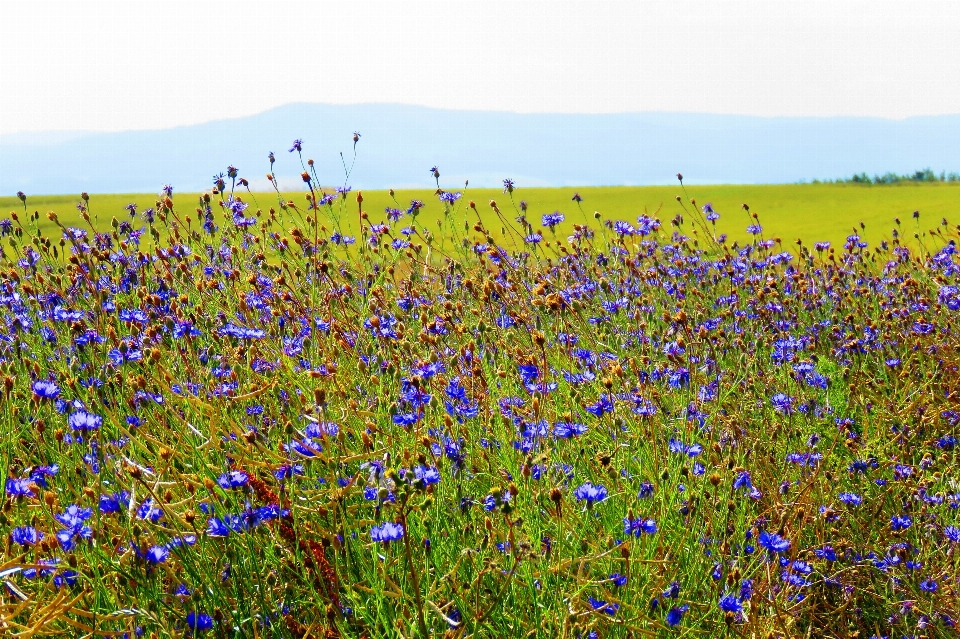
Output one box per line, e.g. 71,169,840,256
4,102,960,138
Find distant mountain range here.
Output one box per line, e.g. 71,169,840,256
1,103,958,194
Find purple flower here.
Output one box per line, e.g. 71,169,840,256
186,611,214,632
542,212,564,228
68,410,103,432
217,471,249,489
289,139,303,153
55,504,93,550
815,546,837,562
11,526,43,546
439,191,462,204
118,308,149,324
31,379,60,399
624,517,658,536
587,596,618,616
99,491,130,513
146,545,170,564
573,482,608,506
371,522,404,543
838,492,862,507
758,530,791,554
666,604,689,626
612,220,635,236
6,478,35,498
770,393,794,415
609,573,627,586
718,593,743,614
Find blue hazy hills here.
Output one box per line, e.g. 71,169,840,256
1,103,957,194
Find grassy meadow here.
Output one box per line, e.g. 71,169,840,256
1,172,960,638
3,181,958,250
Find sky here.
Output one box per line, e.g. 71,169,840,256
1,0,959,135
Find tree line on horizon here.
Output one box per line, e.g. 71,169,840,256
812,167,959,185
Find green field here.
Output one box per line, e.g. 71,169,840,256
3,182,958,248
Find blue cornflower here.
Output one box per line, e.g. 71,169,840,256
11,526,43,546
542,212,564,228
623,517,658,536
585,395,615,417
609,573,627,586
920,579,938,592
815,546,837,561
145,545,170,564
439,191,462,204
891,514,912,531
770,393,795,415
6,478,36,498
186,611,214,632
718,593,743,614
31,380,60,399
289,139,303,153
99,491,130,513
666,605,689,626
944,526,960,543
29,465,58,487
219,323,266,340
217,471,249,489
553,422,587,438
370,522,404,543
703,204,719,222
68,410,103,432
838,492,862,506
207,518,230,537
732,471,753,492
573,482,608,506
662,581,681,599
758,530,791,554
587,596,618,616
414,466,440,486
55,504,93,550
746,224,762,235
137,498,164,523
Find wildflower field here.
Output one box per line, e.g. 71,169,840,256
5,180,960,251
2,145,960,638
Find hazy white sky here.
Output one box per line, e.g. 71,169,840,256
1,0,958,135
